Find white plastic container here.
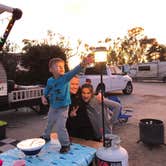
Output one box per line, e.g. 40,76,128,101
50,133,60,147
96,134,128,166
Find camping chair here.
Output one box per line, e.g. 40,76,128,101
107,95,133,123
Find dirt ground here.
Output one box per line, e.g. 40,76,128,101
0,82,166,166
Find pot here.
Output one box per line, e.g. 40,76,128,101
139,118,164,145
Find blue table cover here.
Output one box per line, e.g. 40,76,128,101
0,143,96,166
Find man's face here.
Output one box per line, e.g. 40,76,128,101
50,62,65,76
81,87,92,103
70,77,80,94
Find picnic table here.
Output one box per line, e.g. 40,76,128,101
0,140,97,166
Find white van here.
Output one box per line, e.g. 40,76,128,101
129,61,166,82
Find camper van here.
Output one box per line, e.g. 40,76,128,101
129,61,166,82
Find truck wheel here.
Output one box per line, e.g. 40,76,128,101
95,83,105,94
163,77,166,83
123,82,133,95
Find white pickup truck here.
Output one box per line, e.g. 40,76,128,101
79,64,133,95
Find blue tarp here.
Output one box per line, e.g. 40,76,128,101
0,143,96,166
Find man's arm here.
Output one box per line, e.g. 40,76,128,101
95,93,121,109
103,98,121,110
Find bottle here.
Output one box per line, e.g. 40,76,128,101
50,132,60,147
96,134,128,166
0,160,3,166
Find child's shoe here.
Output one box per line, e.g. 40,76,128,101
60,145,70,153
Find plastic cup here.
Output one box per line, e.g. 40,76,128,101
0,160,3,166
13,160,25,166
50,132,58,144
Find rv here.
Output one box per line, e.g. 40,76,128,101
0,4,46,114
129,61,166,82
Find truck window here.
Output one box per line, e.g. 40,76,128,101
138,66,150,71
85,65,107,75
114,66,123,74
109,67,115,74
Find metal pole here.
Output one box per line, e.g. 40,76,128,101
100,63,106,147
0,8,22,51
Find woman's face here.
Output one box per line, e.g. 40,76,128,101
81,87,93,103
70,77,80,94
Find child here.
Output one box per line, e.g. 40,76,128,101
41,57,90,153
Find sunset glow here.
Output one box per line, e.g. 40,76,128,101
1,0,166,50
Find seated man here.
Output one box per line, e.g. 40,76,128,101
80,84,121,140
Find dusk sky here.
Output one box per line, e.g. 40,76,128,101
1,0,166,50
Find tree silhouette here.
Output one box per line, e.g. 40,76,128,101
20,44,67,85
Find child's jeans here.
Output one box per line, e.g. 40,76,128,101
43,106,70,146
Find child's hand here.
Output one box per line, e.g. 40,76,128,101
81,55,94,67
70,106,79,117
41,96,48,105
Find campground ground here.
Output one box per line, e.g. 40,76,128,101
0,82,166,166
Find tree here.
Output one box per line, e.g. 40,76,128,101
105,27,159,65
0,40,19,80
20,44,67,85
1,40,19,53
159,45,166,61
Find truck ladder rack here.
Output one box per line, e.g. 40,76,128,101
8,88,44,103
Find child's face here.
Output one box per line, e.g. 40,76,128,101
50,61,65,77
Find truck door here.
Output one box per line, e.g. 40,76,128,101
107,66,119,90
